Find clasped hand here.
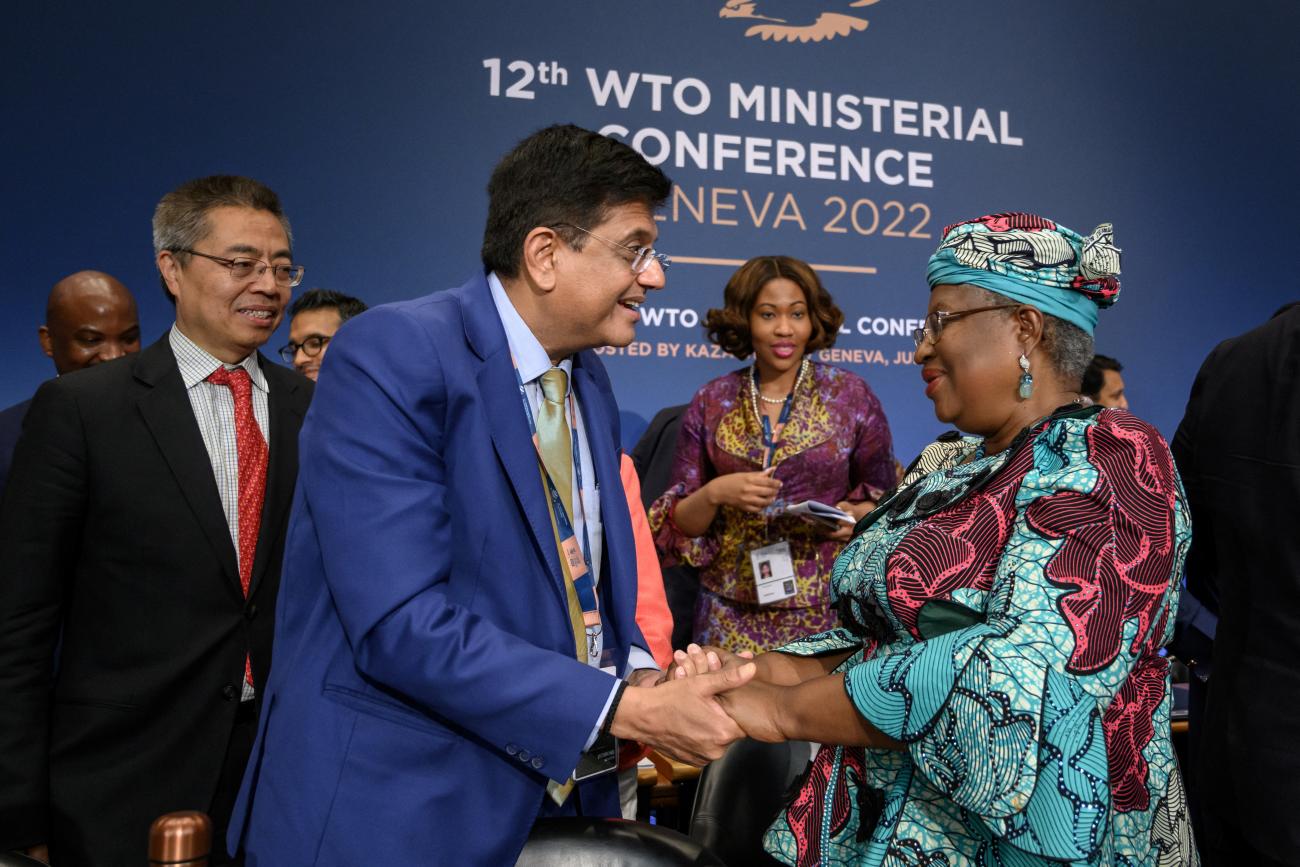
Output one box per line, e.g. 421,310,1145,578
611,641,794,765
656,644,789,743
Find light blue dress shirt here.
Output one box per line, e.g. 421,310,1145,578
488,273,657,747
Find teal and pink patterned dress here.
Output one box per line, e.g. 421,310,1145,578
764,406,1198,866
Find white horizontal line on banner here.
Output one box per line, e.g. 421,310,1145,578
671,256,877,275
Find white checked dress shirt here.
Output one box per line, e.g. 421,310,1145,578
169,325,270,701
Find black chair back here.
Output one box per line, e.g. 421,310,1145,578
689,739,812,866
517,817,724,866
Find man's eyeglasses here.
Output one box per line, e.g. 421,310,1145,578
912,304,1019,348
278,335,330,363
174,248,305,288
551,223,671,275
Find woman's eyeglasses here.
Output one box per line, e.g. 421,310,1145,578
912,304,1018,348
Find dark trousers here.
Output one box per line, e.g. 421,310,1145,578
208,700,258,866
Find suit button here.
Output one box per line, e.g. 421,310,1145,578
506,744,519,756
245,603,258,621
531,757,544,770
518,749,530,762
222,684,236,701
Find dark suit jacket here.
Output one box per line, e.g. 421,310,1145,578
0,398,32,498
630,404,699,650
630,404,688,512
0,335,311,866
1172,303,1300,860
231,275,644,866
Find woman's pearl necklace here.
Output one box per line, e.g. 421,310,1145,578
750,358,810,419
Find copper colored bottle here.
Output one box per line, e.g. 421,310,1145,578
148,811,212,866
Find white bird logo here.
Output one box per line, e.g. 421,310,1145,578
719,0,881,43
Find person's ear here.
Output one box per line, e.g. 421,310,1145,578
519,227,561,293
38,324,53,359
1013,305,1045,355
156,251,184,303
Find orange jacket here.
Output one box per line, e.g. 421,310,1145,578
622,453,673,666
618,453,674,769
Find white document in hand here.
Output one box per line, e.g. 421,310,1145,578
782,500,854,526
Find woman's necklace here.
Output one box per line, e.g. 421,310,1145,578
750,357,810,468
749,357,809,423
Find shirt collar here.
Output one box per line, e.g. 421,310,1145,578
487,272,572,387
169,324,268,393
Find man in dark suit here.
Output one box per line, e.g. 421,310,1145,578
0,176,312,866
0,270,140,494
1172,301,1300,867
230,125,752,867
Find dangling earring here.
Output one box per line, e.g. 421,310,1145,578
1018,353,1034,400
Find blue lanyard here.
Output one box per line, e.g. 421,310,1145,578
753,368,795,469
510,360,600,625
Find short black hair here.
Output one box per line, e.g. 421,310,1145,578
481,124,672,278
288,288,368,322
1080,353,1123,398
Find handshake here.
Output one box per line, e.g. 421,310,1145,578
606,644,788,767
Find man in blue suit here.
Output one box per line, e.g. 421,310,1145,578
231,125,755,865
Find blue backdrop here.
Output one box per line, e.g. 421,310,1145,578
4,1,1298,461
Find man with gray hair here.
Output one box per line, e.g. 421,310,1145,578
0,175,312,865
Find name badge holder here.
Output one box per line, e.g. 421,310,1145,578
748,365,799,606
512,361,619,782
511,359,603,663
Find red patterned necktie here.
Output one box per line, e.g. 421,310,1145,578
206,366,268,686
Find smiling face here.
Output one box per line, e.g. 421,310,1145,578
157,205,292,363
545,200,665,356
749,277,812,381
915,283,1024,435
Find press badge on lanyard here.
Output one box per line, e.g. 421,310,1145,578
750,371,798,605
511,358,603,665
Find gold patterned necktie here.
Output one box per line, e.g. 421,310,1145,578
536,367,583,805
536,368,573,516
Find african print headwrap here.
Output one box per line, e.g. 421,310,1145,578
925,213,1121,335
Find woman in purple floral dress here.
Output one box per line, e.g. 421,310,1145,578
648,256,896,653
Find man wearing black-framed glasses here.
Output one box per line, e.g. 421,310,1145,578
0,175,313,866
279,288,369,381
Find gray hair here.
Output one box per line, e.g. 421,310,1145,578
153,175,292,302
973,286,1094,388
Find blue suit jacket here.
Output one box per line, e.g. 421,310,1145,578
231,275,644,866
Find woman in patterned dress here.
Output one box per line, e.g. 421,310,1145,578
648,256,897,654
690,215,1198,865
